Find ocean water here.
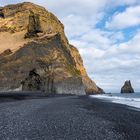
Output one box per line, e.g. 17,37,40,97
90,93,140,110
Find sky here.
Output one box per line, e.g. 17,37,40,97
1,0,140,92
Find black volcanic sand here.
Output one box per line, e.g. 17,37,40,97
0,92,45,102
0,92,140,140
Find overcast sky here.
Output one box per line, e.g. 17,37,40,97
1,0,140,92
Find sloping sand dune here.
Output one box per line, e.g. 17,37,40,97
0,31,29,53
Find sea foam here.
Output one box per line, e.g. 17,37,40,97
90,93,140,110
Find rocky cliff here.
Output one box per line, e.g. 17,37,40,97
121,80,134,93
0,2,103,94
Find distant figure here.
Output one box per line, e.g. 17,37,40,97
121,80,134,93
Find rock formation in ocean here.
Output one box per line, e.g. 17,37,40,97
121,80,134,93
0,2,104,94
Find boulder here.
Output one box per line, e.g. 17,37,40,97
1,49,12,56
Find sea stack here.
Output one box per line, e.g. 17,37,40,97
121,80,134,93
0,2,104,94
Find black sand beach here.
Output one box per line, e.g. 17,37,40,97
0,92,140,140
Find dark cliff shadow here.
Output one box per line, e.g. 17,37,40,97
0,91,77,103
0,91,47,103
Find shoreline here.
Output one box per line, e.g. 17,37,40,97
90,93,140,110
0,93,140,139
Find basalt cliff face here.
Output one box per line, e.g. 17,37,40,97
0,2,103,94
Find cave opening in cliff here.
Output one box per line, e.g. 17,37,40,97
0,12,4,18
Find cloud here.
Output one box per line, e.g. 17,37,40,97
106,30,140,56
79,29,125,49
106,6,140,29
72,30,140,92
114,0,140,6
80,30,111,49
62,14,91,38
